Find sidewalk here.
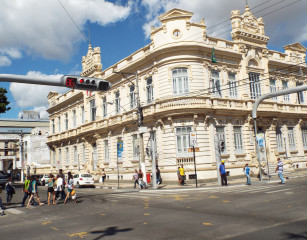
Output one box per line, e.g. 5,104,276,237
95,169,307,190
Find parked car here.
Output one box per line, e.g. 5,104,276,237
40,175,50,186
0,174,9,188
73,173,95,188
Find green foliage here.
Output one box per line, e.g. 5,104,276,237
0,87,11,114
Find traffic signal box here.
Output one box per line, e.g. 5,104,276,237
61,75,111,91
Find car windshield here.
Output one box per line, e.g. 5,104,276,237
81,174,92,178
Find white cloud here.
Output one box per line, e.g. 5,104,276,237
140,0,307,48
0,56,11,67
0,0,132,63
9,71,67,111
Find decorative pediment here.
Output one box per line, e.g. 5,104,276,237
81,44,102,76
231,5,269,46
158,8,193,23
284,42,307,53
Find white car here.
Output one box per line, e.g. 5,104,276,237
40,174,50,186
73,173,95,188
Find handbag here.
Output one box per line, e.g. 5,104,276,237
71,189,76,196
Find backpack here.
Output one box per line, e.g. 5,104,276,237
27,181,33,192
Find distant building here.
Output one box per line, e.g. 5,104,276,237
47,7,307,181
18,111,40,120
0,116,49,178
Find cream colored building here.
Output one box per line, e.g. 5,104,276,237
47,7,307,182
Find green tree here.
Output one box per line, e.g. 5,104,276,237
0,87,11,113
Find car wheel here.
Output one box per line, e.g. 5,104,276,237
76,182,81,188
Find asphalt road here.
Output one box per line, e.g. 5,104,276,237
0,177,307,240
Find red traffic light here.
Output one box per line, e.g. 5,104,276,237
79,79,84,83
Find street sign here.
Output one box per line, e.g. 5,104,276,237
190,131,197,146
188,147,199,152
117,140,123,158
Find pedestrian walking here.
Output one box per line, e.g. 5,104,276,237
21,176,33,207
179,164,185,186
27,176,44,207
101,169,106,184
57,169,66,200
177,167,180,186
275,157,285,184
138,169,145,190
219,161,228,186
47,174,56,205
64,175,76,204
132,169,138,189
156,166,161,185
0,187,5,216
5,177,15,205
243,163,251,185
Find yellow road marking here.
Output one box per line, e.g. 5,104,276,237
105,207,109,209
144,213,150,216
144,222,147,225
67,232,88,238
101,213,106,216
186,207,191,208
50,227,59,231
159,194,190,201
203,222,214,226
42,221,52,226
287,206,292,208
222,200,231,203
209,195,219,199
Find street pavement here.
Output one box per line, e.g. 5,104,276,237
0,172,307,240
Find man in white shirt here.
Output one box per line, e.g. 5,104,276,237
275,158,285,184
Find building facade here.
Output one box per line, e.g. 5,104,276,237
0,117,49,178
47,7,307,181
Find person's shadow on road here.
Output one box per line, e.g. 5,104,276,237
90,226,133,240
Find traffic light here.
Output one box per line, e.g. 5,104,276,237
61,75,111,91
219,140,225,152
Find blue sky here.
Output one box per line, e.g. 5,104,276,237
0,0,306,119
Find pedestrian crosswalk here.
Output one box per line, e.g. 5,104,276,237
104,183,297,200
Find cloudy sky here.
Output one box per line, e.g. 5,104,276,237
0,0,306,119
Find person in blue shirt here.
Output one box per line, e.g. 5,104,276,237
243,163,251,185
219,161,227,186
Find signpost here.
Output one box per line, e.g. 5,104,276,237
189,132,198,188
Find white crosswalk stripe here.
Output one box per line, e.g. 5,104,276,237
105,184,298,199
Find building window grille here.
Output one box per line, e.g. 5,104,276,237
211,71,222,97
66,147,69,165
234,126,244,153
296,82,304,104
176,126,192,157
288,127,296,150
74,146,78,165
270,79,277,101
130,85,136,109
249,72,261,99
282,81,290,102
132,134,139,160
90,99,96,121
52,119,55,134
216,126,226,154
65,113,68,130
172,68,189,95
104,140,109,163
81,106,85,124
146,77,154,103
276,127,284,152
58,117,61,132
72,109,76,128
102,97,107,118
228,73,237,98
115,91,121,114
302,128,307,150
